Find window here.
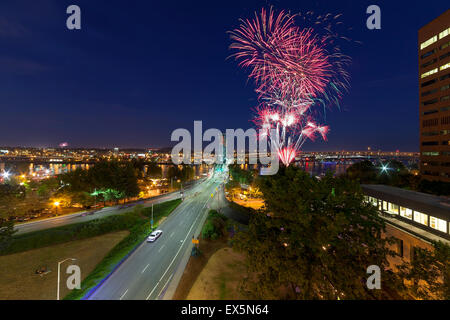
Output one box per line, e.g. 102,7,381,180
442,116,450,125
421,58,437,68
420,36,437,50
440,172,450,179
440,63,450,72
387,202,399,215
442,151,450,156
422,118,438,127
421,161,439,167
439,27,450,40
421,48,436,59
399,207,413,220
422,131,439,136
422,152,439,156
442,140,450,145
413,211,428,226
422,141,439,146
441,41,450,50
368,197,378,207
421,68,438,79
421,78,437,87
411,246,417,262
441,73,450,81
440,51,450,60
421,98,438,106
441,107,450,113
394,239,404,257
441,95,450,102
422,109,438,115
429,216,448,233
422,89,438,97
382,201,387,211
442,84,450,92
424,171,439,176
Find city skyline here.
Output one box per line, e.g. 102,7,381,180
0,0,448,150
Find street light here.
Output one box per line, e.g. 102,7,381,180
1,170,11,180
53,201,60,215
57,258,77,300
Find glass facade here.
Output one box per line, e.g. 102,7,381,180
363,195,449,236
430,216,448,233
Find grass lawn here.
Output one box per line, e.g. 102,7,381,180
0,231,129,300
186,247,247,300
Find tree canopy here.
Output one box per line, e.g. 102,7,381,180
235,166,397,299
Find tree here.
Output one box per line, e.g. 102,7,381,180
0,218,16,253
346,160,377,184
180,166,195,182
229,164,257,185
147,161,162,178
235,166,398,299
397,241,450,300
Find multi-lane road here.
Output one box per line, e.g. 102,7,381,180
87,172,226,300
14,180,204,235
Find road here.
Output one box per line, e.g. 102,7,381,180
14,179,205,235
88,172,227,300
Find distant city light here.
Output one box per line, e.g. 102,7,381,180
2,171,11,180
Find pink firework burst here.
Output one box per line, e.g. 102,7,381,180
229,7,352,166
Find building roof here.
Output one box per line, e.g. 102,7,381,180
361,184,450,221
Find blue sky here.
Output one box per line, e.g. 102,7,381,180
0,0,448,151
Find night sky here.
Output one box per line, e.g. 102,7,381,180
0,0,448,151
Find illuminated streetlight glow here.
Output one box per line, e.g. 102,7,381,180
2,171,11,180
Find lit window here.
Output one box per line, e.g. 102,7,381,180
413,211,428,226
439,27,450,40
387,202,399,215
421,68,438,79
420,36,437,50
368,197,377,207
440,63,450,72
429,216,448,233
400,207,413,220
422,152,439,156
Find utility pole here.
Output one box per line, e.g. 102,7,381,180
151,203,154,231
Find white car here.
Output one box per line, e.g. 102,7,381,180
147,230,163,242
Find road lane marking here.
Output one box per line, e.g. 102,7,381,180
170,232,174,238
146,197,211,300
142,264,150,274
158,273,174,298
119,289,128,300
158,244,166,253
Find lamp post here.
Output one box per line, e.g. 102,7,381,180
57,258,77,300
53,201,60,215
151,203,154,231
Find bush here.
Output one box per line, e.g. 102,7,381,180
201,210,227,240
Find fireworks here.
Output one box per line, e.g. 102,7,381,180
229,8,352,166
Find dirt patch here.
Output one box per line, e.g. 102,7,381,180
0,231,129,300
186,247,247,300
172,239,228,300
